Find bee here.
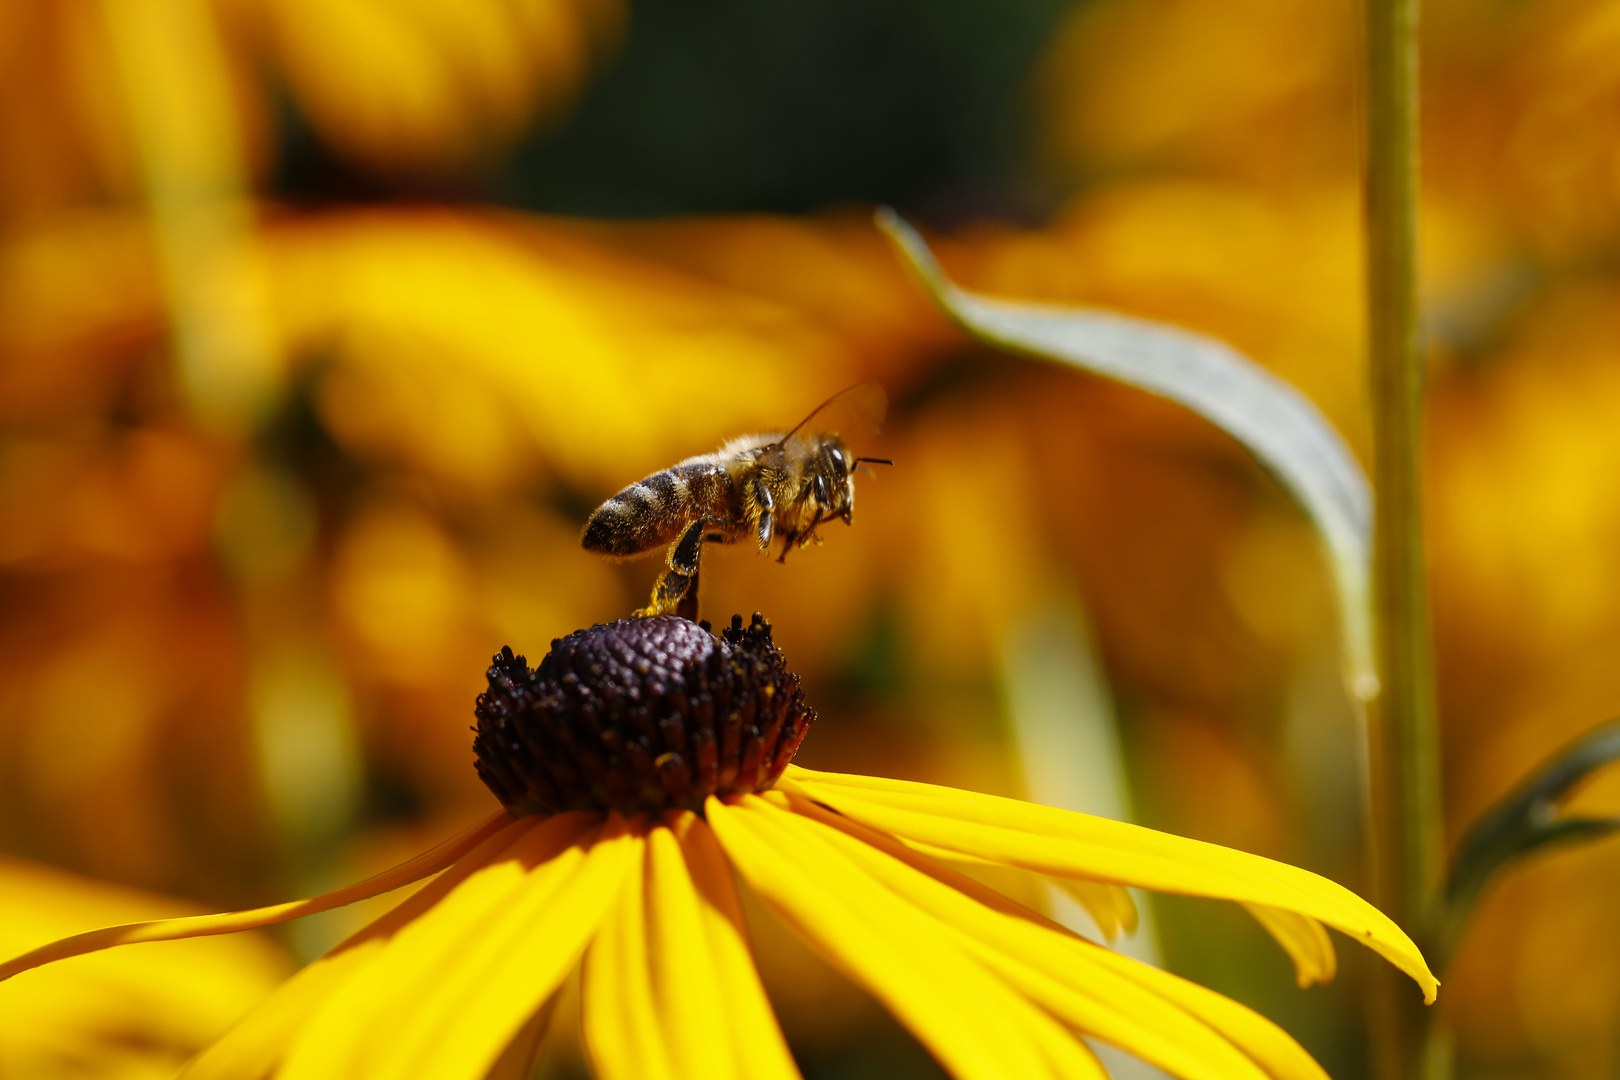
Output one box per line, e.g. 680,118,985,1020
582,383,892,618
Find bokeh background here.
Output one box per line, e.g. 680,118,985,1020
4,0,1620,1077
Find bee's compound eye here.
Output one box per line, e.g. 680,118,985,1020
828,446,847,475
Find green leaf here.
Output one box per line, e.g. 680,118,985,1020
877,209,1375,700
1439,718,1620,965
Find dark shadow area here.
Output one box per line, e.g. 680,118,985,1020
272,0,1074,224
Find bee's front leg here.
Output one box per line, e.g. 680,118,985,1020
776,512,826,563
747,477,775,552
774,528,796,564
799,511,827,548
633,518,714,618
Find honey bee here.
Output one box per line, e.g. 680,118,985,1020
582,383,892,618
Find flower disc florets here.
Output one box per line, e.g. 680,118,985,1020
473,613,815,816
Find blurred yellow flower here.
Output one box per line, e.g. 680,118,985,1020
1032,0,1353,186
233,0,623,173
0,856,290,1080
0,0,621,228
2,616,1435,1080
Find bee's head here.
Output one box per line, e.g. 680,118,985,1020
802,437,889,526
812,440,854,517
818,438,892,522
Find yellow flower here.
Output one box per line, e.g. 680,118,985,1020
0,855,290,1080
1,614,1435,1080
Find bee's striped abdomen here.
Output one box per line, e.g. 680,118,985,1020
581,461,725,557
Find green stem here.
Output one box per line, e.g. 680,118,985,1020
1364,0,1444,1075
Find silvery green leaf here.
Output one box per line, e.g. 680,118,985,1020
877,208,1375,701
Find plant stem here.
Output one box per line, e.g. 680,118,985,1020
1363,0,1444,1075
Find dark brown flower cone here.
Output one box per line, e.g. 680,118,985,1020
473,613,814,816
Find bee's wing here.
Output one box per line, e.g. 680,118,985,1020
780,381,887,457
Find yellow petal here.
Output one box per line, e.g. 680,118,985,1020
183,813,547,1080
372,814,639,1080
709,795,1077,1080
261,212,855,494
182,935,386,1080
0,858,289,1080
802,790,1329,1080
262,0,611,170
273,811,597,1080
765,792,1268,1080
584,826,675,1080
0,809,514,983
763,799,1119,1079
482,996,559,1080
667,813,800,1080
776,790,1328,1080
1242,903,1336,989
587,817,800,1080
1050,877,1139,940
781,767,1437,1003
646,823,736,1080
899,841,1138,941
1075,945,1327,1080
1016,1004,1112,1080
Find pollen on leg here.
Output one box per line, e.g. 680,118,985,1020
473,614,815,817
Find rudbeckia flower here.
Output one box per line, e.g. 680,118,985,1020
0,613,1436,1080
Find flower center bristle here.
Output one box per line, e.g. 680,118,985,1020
473,613,815,816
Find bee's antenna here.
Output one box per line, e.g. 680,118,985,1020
853,456,893,478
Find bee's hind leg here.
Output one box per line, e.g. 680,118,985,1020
634,570,694,619
633,518,713,618
674,567,701,621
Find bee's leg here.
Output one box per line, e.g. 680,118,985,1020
634,570,694,618
634,518,712,618
776,511,831,564
675,567,701,621
669,517,708,577
676,523,742,620
801,511,827,547
748,477,775,553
